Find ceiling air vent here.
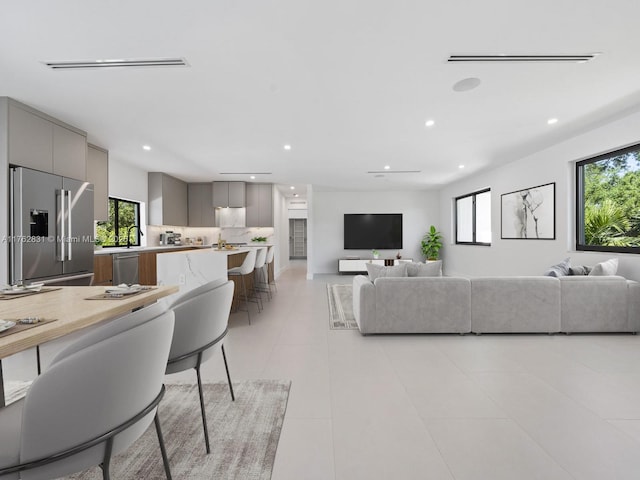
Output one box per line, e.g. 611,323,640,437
447,54,598,63
43,57,188,70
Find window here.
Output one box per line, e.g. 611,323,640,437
455,189,491,245
96,198,142,247
576,144,640,253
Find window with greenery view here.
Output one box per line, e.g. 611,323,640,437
96,198,141,247
455,189,491,245
576,144,640,253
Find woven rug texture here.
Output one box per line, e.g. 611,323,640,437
327,283,358,330
54,380,290,480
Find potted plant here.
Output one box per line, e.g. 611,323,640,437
371,249,380,259
421,225,443,261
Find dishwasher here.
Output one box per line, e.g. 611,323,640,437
112,252,140,285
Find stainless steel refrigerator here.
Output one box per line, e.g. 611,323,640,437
10,166,94,285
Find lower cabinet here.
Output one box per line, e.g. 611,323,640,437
93,255,113,285
138,252,158,285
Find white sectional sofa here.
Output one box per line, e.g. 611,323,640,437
352,274,640,335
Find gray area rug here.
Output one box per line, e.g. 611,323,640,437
6,380,290,480
327,283,358,330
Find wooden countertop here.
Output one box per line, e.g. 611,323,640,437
0,285,179,359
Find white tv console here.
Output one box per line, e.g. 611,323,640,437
338,258,413,274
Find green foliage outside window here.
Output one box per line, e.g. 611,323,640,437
580,148,640,249
96,198,140,247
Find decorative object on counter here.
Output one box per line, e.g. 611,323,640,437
372,249,379,259
421,225,443,261
396,251,402,259
251,236,268,243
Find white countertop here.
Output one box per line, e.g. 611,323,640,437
93,245,206,255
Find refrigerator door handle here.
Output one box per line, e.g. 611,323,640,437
57,189,65,262
67,190,72,261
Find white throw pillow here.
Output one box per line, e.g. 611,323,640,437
406,260,442,277
365,263,408,281
589,258,618,276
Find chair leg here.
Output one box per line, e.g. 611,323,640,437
100,437,114,480
154,412,173,480
241,274,251,324
195,363,211,454
221,344,235,401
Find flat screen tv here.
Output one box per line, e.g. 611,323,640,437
344,213,403,250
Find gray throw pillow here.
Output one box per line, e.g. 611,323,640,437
544,257,571,277
569,265,592,276
365,263,408,281
406,260,442,277
589,258,618,276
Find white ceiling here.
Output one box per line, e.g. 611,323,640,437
2,1,640,194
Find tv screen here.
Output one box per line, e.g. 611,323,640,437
344,214,403,250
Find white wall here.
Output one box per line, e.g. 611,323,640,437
438,109,640,281
108,157,149,240
309,190,439,275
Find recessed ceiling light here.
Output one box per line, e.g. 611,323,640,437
458,165,465,169
384,165,390,170
290,186,295,190
547,118,559,125
294,193,299,197
250,175,256,179
425,119,435,127
283,144,292,151
453,77,481,92
142,145,151,151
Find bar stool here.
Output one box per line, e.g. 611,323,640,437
254,247,271,302
265,245,277,294
228,249,258,323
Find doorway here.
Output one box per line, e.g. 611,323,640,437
289,218,307,259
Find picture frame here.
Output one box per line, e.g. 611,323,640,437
501,182,556,240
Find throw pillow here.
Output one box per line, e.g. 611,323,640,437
589,258,618,276
365,262,408,281
544,257,571,277
569,265,592,276
406,260,442,277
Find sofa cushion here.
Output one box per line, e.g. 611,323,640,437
569,265,592,276
544,257,571,277
589,258,618,276
365,262,407,281
406,261,442,277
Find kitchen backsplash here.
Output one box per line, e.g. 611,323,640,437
146,225,275,246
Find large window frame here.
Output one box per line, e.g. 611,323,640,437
455,188,492,246
96,197,142,248
576,143,640,254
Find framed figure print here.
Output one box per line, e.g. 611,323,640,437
501,182,555,240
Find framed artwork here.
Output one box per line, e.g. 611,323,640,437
501,182,555,239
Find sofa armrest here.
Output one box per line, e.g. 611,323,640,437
352,275,375,334
628,280,640,332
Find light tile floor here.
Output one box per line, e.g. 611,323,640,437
10,260,640,479
173,261,640,480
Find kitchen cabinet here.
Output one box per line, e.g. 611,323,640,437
87,144,109,221
53,124,86,179
246,183,274,227
138,252,157,285
4,99,87,179
212,181,246,208
188,183,215,227
93,254,113,285
148,172,188,226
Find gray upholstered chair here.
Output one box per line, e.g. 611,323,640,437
164,279,235,454
0,303,175,480
228,248,258,323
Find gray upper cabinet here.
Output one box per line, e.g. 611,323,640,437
148,172,188,226
53,124,87,179
7,104,53,172
246,183,274,227
87,144,109,221
188,183,215,227
212,181,246,207
5,99,87,180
